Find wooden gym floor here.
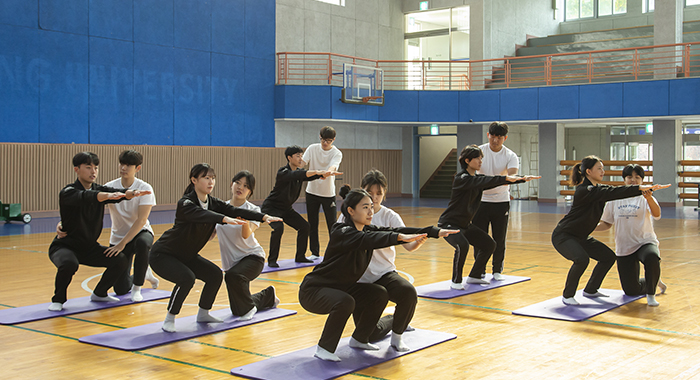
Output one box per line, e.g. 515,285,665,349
1,201,699,379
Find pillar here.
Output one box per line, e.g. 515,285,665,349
652,119,682,206
538,122,565,202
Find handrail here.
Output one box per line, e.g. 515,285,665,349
277,40,700,90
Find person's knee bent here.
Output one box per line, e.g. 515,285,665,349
224,271,248,287
271,222,284,235
58,260,79,275
134,234,153,255
298,220,310,236
331,296,355,317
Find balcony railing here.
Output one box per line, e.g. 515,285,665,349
277,41,700,90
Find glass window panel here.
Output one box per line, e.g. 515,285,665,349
687,0,700,6
599,0,613,16
406,9,451,32
649,0,655,11
613,0,627,14
581,0,595,18
566,0,580,20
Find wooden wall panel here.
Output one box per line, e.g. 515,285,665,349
0,143,402,212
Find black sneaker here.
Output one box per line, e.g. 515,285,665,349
268,262,280,268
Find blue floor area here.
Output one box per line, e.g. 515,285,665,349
1,200,696,237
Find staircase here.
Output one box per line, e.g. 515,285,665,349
420,149,457,199
486,20,700,89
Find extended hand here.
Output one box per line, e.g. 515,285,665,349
438,229,460,237
223,216,248,225
264,215,283,224
398,233,427,243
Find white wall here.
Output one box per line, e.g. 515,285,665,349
276,0,405,60
419,135,457,187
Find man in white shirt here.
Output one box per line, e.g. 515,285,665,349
303,126,343,260
472,122,519,281
104,150,159,301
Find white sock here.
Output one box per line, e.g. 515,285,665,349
391,332,410,352
90,293,120,302
130,285,143,302
197,308,223,323
48,302,63,311
466,277,490,285
238,306,258,321
647,294,660,307
349,337,380,351
162,312,176,332
314,345,341,362
145,267,159,289
450,281,464,290
562,296,580,306
405,325,415,332
582,291,609,298
657,280,667,295
492,273,506,281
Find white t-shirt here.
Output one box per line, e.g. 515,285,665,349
338,206,405,283
105,177,156,245
303,143,343,198
600,195,660,257
215,200,265,271
478,143,519,203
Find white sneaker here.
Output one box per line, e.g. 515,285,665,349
562,297,580,306
309,255,320,260
450,282,464,290
492,273,506,281
466,277,490,285
582,291,609,298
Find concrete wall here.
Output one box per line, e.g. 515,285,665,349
275,120,403,150
565,127,611,161
419,135,456,187
276,0,404,60
560,0,700,34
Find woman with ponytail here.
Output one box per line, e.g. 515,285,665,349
552,156,670,306
299,187,458,362
149,164,282,332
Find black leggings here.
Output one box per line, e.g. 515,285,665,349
261,207,310,263
113,230,154,295
551,231,616,298
149,251,222,315
617,243,661,296
48,243,129,303
472,201,510,274
299,283,388,353
224,255,275,316
371,271,416,335
440,223,496,283
306,192,337,256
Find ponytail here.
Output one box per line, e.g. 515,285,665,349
569,155,601,186
338,184,351,199
184,163,216,195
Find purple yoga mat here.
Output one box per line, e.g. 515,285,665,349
415,274,531,299
511,289,644,322
261,258,321,273
0,289,171,325
79,307,296,351
230,328,456,380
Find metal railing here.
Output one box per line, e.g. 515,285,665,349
277,41,700,90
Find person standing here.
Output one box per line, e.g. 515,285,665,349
48,152,151,311
304,126,343,260
472,122,519,281
261,146,340,267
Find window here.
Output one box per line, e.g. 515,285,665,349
688,0,700,6
643,0,654,13
565,0,626,20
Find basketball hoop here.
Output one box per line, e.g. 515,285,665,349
362,96,383,103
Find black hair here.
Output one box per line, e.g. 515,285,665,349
184,163,216,195
73,152,99,167
118,150,143,166
488,121,509,136
232,170,256,199
320,126,336,140
458,144,483,170
570,155,602,186
339,187,371,222
361,169,388,193
285,145,303,162
622,164,645,180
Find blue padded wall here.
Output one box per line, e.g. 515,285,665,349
1,0,276,147
277,78,700,124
